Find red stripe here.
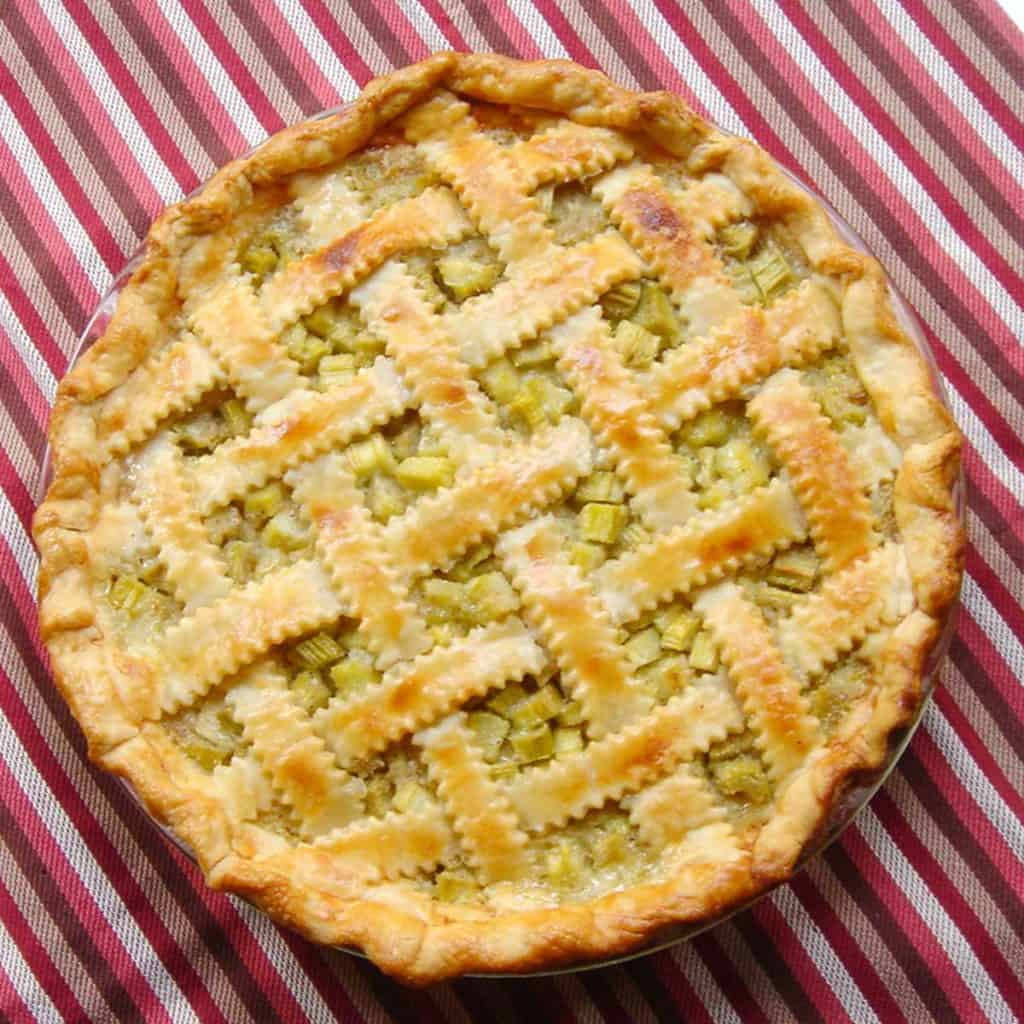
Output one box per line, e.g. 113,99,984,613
416,0,471,50
652,952,718,1024
840,821,983,1020
0,875,86,1022
871,788,1024,1014
0,253,67,380
299,0,374,86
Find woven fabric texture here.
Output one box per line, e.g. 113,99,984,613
1,2,1022,1021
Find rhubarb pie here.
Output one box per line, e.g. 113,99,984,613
34,54,963,983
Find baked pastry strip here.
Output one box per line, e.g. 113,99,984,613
262,186,474,331
290,171,366,251
597,477,807,624
838,421,902,491
381,417,592,578
641,279,840,432
401,93,554,264
503,682,743,831
509,122,634,190
289,452,431,669
694,582,820,781
311,806,453,881
189,358,409,512
418,713,532,883
211,754,277,828
593,164,746,337
190,278,303,412
497,516,652,738
314,617,546,767
748,368,874,573
777,542,914,677
153,559,342,714
551,307,696,529
352,262,504,462
228,667,366,838
130,438,232,610
628,764,729,849
450,231,644,369
95,334,224,457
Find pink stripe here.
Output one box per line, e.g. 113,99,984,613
0,875,86,1021
872,788,1023,1013
0,134,99,311
0,320,53,429
178,0,285,134
956,610,1024,733
474,2,544,60
250,4,343,107
416,0,470,50
652,953,718,1024
72,3,199,194
301,0,374,85
16,0,164,213
0,252,67,380
370,2,433,62
778,0,1024,309
131,2,249,153
842,821,982,1019
749,900,847,1021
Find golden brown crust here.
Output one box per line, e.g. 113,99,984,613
33,53,962,983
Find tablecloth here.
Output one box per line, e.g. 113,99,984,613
2,1,1022,1021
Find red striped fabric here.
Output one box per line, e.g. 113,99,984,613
2,2,1021,1020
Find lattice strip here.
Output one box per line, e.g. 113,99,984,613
97,334,223,456
593,165,745,336
504,681,743,832
642,280,840,432
261,187,474,331
402,93,553,264
212,754,275,827
190,359,409,513
598,478,807,624
310,807,452,881
550,307,696,529
353,262,503,463
289,452,430,669
228,667,365,839
497,517,651,738
450,231,644,368
748,369,874,573
153,559,342,714
417,713,531,883
778,543,913,678
695,582,820,780
190,278,303,412
315,618,545,767
509,122,634,190
629,766,729,849
131,437,231,610
290,171,367,250
382,418,592,578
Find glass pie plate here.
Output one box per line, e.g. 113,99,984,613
36,103,964,978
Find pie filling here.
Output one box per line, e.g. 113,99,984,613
68,80,921,924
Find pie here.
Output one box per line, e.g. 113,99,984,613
33,53,963,983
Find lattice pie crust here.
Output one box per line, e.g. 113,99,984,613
34,54,962,983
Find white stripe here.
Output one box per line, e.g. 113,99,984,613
859,806,1015,1023
40,1,179,205
966,509,1024,621
0,97,108,296
506,0,570,58
552,976,605,1024
0,491,36,594
395,0,452,53
606,969,660,1024
227,903,338,1023
628,0,748,135
771,886,881,1024
274,0,360,100
0,289,58,403
751,0,1024,333
875,0,1024,180
0,914,61,1023
943,382,1024,503
669,944,743,1024
0,706,193,1021
153,0,265,148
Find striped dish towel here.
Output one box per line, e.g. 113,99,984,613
1,2,1021,1021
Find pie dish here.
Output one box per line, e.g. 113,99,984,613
33,53,963,983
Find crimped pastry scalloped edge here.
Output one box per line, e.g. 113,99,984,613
33,52,963,984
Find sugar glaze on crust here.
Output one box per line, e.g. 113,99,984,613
34,53,962,983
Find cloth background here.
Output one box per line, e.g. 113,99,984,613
1,2,1022,1021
